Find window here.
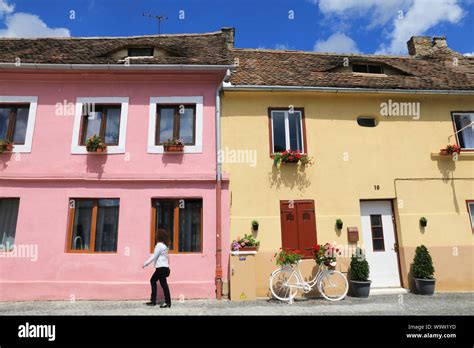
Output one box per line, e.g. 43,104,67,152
0,96,38,153
370,214,385,252
67,199,120,253
128,48,154,57
0,105,30,144
452,113,474,149
0,198,20,251
148,97,203,153
467,201,474,232
155,105,196,145
279,200,317,258
80,105,121,146
151,199,202,253
357,116,378,127
71,97,128,154
269,109,306,154
353,64,384,74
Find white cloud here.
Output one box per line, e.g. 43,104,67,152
315,0,412,28
0,0,70,38
375,0,464,54
0,0,14,16
274,43,290,50
314,32,360,54
464,52,474,56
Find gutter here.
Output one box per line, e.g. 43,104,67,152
215,69,231,300
224,84,474,95
0,63,236,72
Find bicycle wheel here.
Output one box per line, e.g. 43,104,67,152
318,270,348,301
269,267,301,302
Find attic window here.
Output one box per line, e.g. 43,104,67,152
353,64,383,74
357,116,378,127
128,48,154,57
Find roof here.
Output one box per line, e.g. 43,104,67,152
229,47,474,91
0,30,234,66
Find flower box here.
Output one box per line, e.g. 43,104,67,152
0,140,13,153
273,150,313,167
240,246,257,251
163,145,184,153
86,135,107,153
440,144,461,155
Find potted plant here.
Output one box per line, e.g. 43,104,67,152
312,242,341,269
420,217,427,227
251,220,259,231
231,234,260,251
273,150,313,167
0,139,13,153
275,248,303,267
163,138,184,152
336,219,343,230
412,245,436,295
349,248,371,298
439,144,461,155
86,134,107,153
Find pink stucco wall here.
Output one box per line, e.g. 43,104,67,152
0,70,230,300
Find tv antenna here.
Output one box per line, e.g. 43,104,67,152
142,13,168,35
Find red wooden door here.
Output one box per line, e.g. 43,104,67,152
280,200,317,258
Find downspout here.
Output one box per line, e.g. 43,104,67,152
215,69,231,300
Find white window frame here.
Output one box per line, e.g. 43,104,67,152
71,97,129,154
467,201,474,231
148,96,203,154
452,112,474,150
270,109,305,154
0,96,38,153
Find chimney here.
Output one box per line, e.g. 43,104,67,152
221,27,235,49
407,36,448,56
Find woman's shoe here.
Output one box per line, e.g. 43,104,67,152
145,302,156,306
159,303,171,308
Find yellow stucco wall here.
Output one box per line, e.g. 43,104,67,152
221,91,474,293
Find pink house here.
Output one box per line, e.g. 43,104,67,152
0,29,234,300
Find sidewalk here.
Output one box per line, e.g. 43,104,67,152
0,293,472,315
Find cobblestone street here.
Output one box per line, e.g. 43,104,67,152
0,293,472,316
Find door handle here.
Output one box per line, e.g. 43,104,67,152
392,243,399,253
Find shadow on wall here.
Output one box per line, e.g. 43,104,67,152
0,152,13,170
161,153,184,166
86,154,108,176
436,159,460,213
268,164,311,192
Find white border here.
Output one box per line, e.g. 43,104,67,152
148,96,203,154
0,96,38,153
452,112,474,150
270,110,305,154
71,97,129,154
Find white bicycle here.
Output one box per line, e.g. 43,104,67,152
269,259,348,302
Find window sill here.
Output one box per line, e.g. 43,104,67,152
431,152,474,160
71,146,125,155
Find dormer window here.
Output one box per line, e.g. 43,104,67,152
127,47,154,57
353,64,383,74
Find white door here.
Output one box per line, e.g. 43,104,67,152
360,201,401,288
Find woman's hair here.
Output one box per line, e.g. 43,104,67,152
155,228,170,247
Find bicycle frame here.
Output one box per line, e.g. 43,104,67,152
281,261,330,292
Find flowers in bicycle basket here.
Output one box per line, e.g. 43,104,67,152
312,243,341,267
274,248,304,266
231,234,260,251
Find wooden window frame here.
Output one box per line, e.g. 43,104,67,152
155,105,196,146
369,214,385,252
466,200,474,233
79,104,121,146
267,107,308,157
451,111,474,152
0,197,20,251
0,104,30,145
66,198,119,254
150,198,203,254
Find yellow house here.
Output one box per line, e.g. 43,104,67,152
221,33,474,297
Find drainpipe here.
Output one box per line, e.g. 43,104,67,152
215,69,231,300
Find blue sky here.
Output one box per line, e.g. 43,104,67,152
0,0,473,55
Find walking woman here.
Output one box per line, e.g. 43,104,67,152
143,228,171,308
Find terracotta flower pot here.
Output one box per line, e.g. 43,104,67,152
240,246,257,251
164,145,184,152
439,149,449,155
